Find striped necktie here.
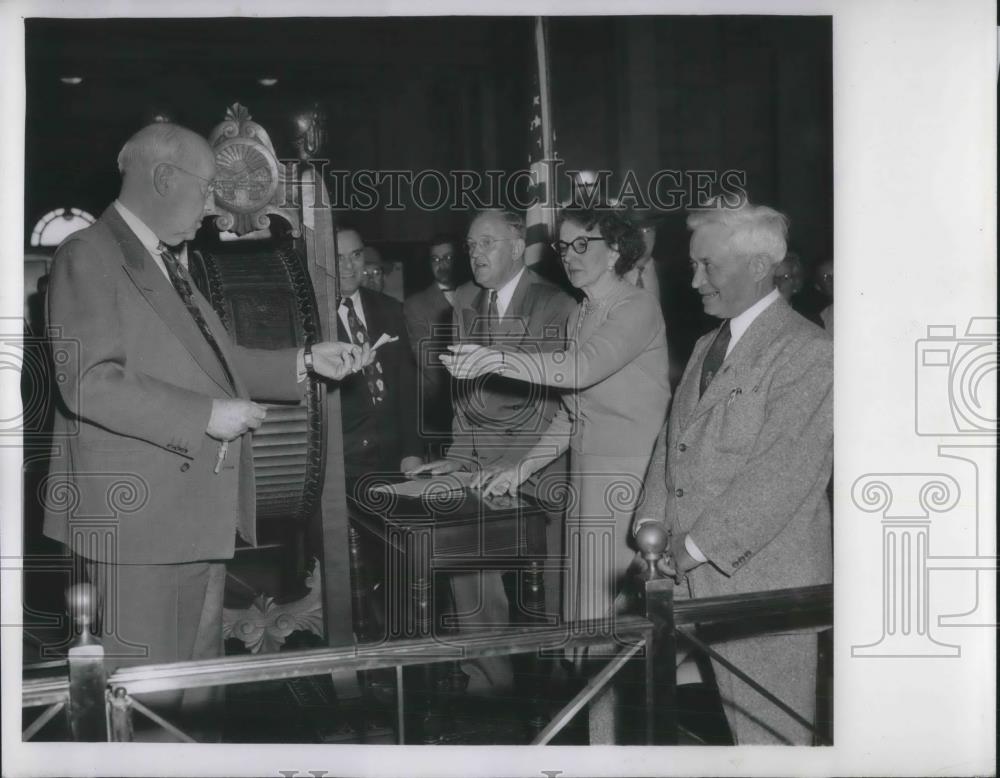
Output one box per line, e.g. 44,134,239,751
158,243,236,391
487,289,499,344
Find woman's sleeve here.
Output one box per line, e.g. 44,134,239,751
501,295,661,390
518,396,573,475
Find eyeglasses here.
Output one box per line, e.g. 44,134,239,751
338,248,366,264
551,236,606,257
465,236,512,254
362,267,384,278
431,254,454,264
168,163,216,196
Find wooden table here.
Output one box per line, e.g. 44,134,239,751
347,478,550,642
346,477,554,742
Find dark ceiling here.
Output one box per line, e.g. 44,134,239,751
24,15,832,265
24,17,533,239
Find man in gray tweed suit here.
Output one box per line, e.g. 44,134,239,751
635,199,833,745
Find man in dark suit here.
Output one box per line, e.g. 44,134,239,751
334,225,423,482
43,123,369,727
409,209,575,689
636,200,833,744
403,234,459,458
623,211,666,310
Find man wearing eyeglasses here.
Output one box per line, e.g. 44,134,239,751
403,233,461,458
408,208,575,691
623,212,665,310
42,123,372,737
335,224,423,482
361,246,387,295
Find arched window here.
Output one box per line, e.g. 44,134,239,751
30,208,96,247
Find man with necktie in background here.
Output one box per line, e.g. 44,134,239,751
635,199,833,745
43,123,370,734
623,210,665,311
334,223,423,483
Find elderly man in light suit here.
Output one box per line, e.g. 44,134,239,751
635,200,833,745
43,123,369,728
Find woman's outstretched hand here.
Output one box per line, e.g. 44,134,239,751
439,344,506,379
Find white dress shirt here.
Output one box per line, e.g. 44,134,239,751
726,288,780,357
113,200,188,274
492,266,526,318
686,287,781,564
439,283,456,307
625,258,661,302
115,200,309,383
338,289,369,335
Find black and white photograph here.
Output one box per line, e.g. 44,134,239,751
1,2,994,776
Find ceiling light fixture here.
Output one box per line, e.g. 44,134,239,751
258,77,278,87
59,76,83,85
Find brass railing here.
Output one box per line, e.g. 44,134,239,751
22,525,832,744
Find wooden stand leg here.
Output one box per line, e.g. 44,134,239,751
522,559,549,738
348,525,371,641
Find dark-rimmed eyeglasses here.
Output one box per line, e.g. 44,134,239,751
552,236,606,257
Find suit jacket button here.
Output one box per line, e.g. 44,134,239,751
678,443,687,452
675,488,684,497
179,462,190,472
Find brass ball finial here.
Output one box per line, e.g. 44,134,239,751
635,522,669,557
67,582,96,631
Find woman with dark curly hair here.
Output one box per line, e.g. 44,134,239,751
442,205,671,625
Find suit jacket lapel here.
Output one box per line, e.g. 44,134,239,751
461,287,489,344
359,288,384,343
106,207,236,397
688,297,791,424
673,333,711,430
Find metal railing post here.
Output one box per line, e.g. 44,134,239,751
65,583,108,741
634,524,677,745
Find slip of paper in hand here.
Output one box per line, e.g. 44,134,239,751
371,333,399,351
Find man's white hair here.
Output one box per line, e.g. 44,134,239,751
687,198,789,265
116,122,191,176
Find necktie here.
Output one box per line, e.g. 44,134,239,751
159,244,236,391
342,297,385,406
487,289,499,344
699,320,732,397
635,266,645,289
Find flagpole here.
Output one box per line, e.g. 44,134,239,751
536,17,554,169
525,16,557,266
